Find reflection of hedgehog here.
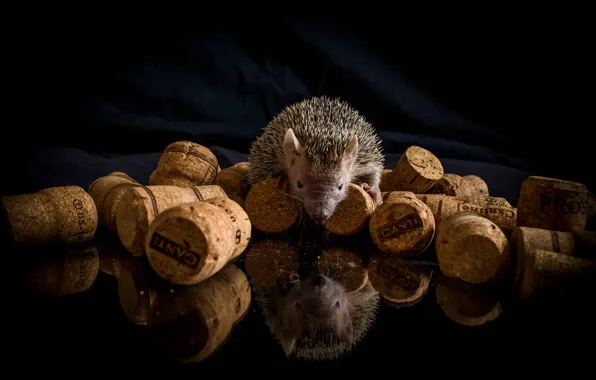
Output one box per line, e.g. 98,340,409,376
253,273,380,360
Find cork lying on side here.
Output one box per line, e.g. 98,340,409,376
244,179,301,233
215,162,251,199
324,184,377,236
391,145,444,193
1,186,98,249
415,194,512,221
437,196,517,235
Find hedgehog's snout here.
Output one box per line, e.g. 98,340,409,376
305,199,335,223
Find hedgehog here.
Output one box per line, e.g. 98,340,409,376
253,272,380,361
247,96,385,223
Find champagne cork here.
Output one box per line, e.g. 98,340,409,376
434,274,503,327
391,145,444,193
435,211,511,285
87,172,141,233
318,247,368,293
230,161,249,176
1,186,98,249
368,252,433,307
24,246,100,296
513,248,596,301
369,192,435,257
149,263,252,363
416,194,512,221
459,175,489,198
511,226,576,257
244,178,301,233
425,174,463,195
413,194,445,220
144,201,238,285
324,184,377,236
463,195,511,208
244,239,299,289
381,191,416,202
437,196,517,234
149,141,219,187
204,196,252,258
115,184,226,256
215,166,250,199
517,176,588,233
379,169,396,192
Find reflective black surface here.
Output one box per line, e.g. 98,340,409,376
12,221,596,373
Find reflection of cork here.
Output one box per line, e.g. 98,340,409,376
517,176,588,233
318,247,368,293
25,246,100,296
149,141,219,187
144,202,237,285
1,186,98,249
435,211,511,285
115,184,226,256
117,257,155,325
149,263,252,363
416,194,512,222
87,172,141,233
324,184,377,236
513,248,596,301
391,146,444,193
379,169,396,192
244,179,301,233
435,274,503,327
368,252,433,306
215,163,250,198
437,196,517,234
244,239,299,289
369,192,435,258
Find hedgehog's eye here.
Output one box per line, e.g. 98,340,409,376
297,181,303,189
338,184,343,190
335,301,340,308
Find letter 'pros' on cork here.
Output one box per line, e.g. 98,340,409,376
144,202,237,285
116,185,227,256
318,247,368,293
87,172,141,233
369,192,435,258
244,178,301,233
435,211,511,285
149,141,219,188
324,184,377,236
391,145,444,193
517,176,588,233
513,248,596,301
244,239,299,289
1,186,98,249
368,252,433,307
204,196,252,259
215,162,251,199
434,274,503,327
437,196,517,235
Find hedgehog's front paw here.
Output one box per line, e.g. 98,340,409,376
274,176,288,191
361,183,382,205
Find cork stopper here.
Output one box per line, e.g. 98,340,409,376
511,226,576,258
425,174,463,195
435,211,511,285
379,169,396,192
391,145,444,193
368,252,433,307
149,141,219,187
517,176,588,233
231,161,249,175
115,184,226,256
244,239,299,289
1,186,98,249
462,195,511,208
215,166,250,199
317,247,368,293
324,184,377,236
416,194,513,222
437,196,517,235
149,263,252,363
244,179,302,233
24,246,100,296
204,196,252,259
144,201,237,285
414,194,446,220
87,172,141,233
513,248,596,301
369,192,435,258
434,274,503,327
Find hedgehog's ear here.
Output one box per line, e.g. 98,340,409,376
283,128,303,158
343,135,358,167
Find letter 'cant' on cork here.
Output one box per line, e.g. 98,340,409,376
244,178,301,233
115,184,227,256
1,186,98,249
517,176,588,233
324,184,377,236
435,211,511,285
391,145,444,193
149,141,219,188
368,192,435,258
144,201,237,285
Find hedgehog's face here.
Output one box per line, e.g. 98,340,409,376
283,128,359,223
